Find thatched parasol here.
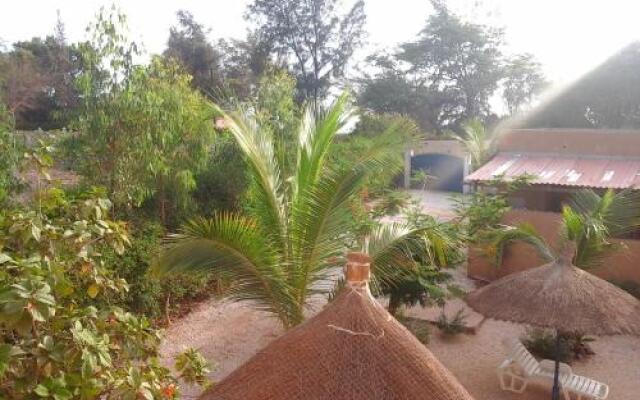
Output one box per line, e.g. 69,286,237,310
465,244,640,399
199,252,475,400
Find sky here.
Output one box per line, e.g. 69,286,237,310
2,0,640,86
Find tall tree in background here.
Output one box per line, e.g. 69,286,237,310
0,50,48,121
359,0,502,134
164,10,222,95
246,0,366,111
502,53,548,115
164,10,269,101
359,1,547,135
0,12,80,129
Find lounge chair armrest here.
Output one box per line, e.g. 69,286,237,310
539,359,572,375
498,358,514,369
599,383,610,399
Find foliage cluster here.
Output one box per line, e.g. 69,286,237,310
359,0,547,134
453,175,532,239
0,188,208,399
0,102,21,205
435,308,468,337
0,12,81,130
69,10,216,226
483,188,640,270
521,329,595,364
101,222,218,322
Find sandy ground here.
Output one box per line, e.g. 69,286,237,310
408,189,461,221
160,292,640,400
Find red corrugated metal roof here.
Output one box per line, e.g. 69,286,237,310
465,153,640,189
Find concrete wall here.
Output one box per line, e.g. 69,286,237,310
467,209,640,284
498,129,640,157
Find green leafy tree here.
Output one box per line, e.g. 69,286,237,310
502,53,548,115
73,9,215,224
246,0,366,110
164,10,221,95
360,1,502,134
154,95,453,328
0,189,172,399
7,12,81,129
255,68,301,175
359,2,547,134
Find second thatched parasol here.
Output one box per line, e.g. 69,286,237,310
465,244,640,399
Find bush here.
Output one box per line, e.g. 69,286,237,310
193,135,249,216
372,190,411,217
0,192,199,398
103,221,217,321
521,328,595,363
398,316,430,344
436,308,468,336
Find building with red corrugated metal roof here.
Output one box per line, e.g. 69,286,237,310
465,128,640,211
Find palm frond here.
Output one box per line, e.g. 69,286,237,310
364,221,461,289
289,131,405,302
152,213,297,325
454,119,494,170
485,223,555,267
293,93,355,201
211,103,288,251
569,189,640,237
564,189,640,268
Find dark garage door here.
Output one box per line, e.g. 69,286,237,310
411,153,464,192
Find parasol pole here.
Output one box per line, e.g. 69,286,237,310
551,330,561,400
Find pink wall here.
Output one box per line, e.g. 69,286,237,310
467,209,640,284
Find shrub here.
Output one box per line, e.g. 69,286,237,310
175,347,213,387
0,102,22,205
398,316,430,344
0,191,207,398
436,308,468,336
521,328,595,363
103,221,217,321
193,135,249,216
372,190,411,217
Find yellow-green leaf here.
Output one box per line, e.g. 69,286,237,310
87,284,100,299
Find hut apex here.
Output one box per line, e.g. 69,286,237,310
345,252,371,286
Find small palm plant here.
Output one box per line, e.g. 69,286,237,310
454,119,494,171
154,94,459,328
485,189,640,269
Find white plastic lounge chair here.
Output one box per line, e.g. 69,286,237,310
498,338,609,400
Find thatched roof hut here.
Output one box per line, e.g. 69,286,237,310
199,253,474,400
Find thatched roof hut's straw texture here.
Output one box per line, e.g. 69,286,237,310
200,253,474,400
465,251,640,335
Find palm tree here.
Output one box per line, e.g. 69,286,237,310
485,189,640,268
454,119,494,171
153,94,460,328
